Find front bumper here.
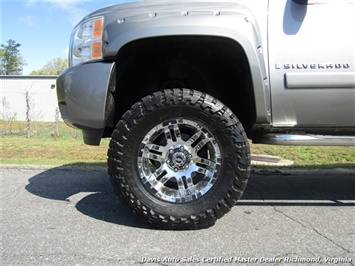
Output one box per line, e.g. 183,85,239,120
56,61,115,145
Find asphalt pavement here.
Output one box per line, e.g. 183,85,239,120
1,165,354,265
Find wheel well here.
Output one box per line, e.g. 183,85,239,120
105,36,256,135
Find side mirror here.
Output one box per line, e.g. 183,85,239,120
293,0,308,4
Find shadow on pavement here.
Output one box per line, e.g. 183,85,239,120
242,169,355,206
25,164,355,227
25,164,154,229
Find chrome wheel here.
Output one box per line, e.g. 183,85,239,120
138,118,221,203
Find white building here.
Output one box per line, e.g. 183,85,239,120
0,75,59,122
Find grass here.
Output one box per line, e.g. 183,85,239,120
250,143,354,169
1,121,354,169
1,121,109,166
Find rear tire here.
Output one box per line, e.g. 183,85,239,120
108,89,250,229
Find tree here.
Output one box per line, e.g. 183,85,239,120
30,57,68,75
1,97,17,134
0,39,26,75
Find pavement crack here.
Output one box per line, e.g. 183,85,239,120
249,177,353,256
307,223,352,254
272,206,352,255
272,206,309,229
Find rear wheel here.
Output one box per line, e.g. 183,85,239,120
108,89,250,229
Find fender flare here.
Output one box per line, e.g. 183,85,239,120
103,7,270,123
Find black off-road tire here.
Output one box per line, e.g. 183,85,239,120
108,89,250,229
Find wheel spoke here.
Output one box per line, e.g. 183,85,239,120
196,166,215,178
158,174,171,185
176,176,198,199
164,123,182,143
151,172,171,192
188,131,202,144
164,125,173,141
147,167,166,182
177,177,187,198
185,176,197,195
141,146,165,163
172,123,182,141
144,143,163,152
194,156,218,169
194,138,210,152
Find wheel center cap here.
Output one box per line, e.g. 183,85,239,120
167,147,191,171
172,152,187,167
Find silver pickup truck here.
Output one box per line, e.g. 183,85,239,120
57,0,355,229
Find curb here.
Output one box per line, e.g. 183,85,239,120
0,164,106,171
251,154,294,166
1,164,354,175
1,154,292,170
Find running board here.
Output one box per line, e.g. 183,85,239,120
253,134,355,146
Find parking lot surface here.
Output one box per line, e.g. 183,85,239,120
1,166,354,265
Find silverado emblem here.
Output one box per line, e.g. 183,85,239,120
275,63,351,70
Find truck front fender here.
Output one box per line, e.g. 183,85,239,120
102,2,270,123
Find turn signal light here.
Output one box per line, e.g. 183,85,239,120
92,41,102,58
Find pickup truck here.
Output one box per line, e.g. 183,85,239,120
56,0,355,229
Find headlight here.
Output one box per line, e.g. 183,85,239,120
70,16,104,67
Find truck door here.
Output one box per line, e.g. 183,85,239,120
268,0,355,128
